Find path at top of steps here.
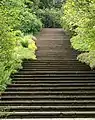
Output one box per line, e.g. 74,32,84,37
35,28,79,60
1,28,95,119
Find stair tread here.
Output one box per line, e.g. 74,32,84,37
1,105,95,108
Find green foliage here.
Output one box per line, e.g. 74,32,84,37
28,0,63,28
39,0,54,9
25,0,63,28
20,10,42,34
37,8,62,28
78,51,95,69
18,35,37,60
0,0,23,91
39,0,64,9
37,0,63,28
0,106,10,118
13,0,42,34
28,0,40,10
61,0,95,68
0,0,39,92
15,46,37,60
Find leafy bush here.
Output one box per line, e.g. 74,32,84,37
20,10,42,34
39,0,64,9
78,51,95,69
0,0,23,91
19,35,37,60
0,34,37,92
61,0,95,68
0,0,39,92
37,8,62,28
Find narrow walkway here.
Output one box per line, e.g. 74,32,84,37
1,28,95,118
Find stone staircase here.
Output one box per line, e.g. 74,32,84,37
0,28,95,118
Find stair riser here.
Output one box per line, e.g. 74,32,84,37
12,75,95,78
11,81,95,84
2,114,95,118
1,102,95,106
1,107,95,112
2,97,95,100
5,88,95,92
2,93,95,96
7,84,95,87
22,65,90,68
